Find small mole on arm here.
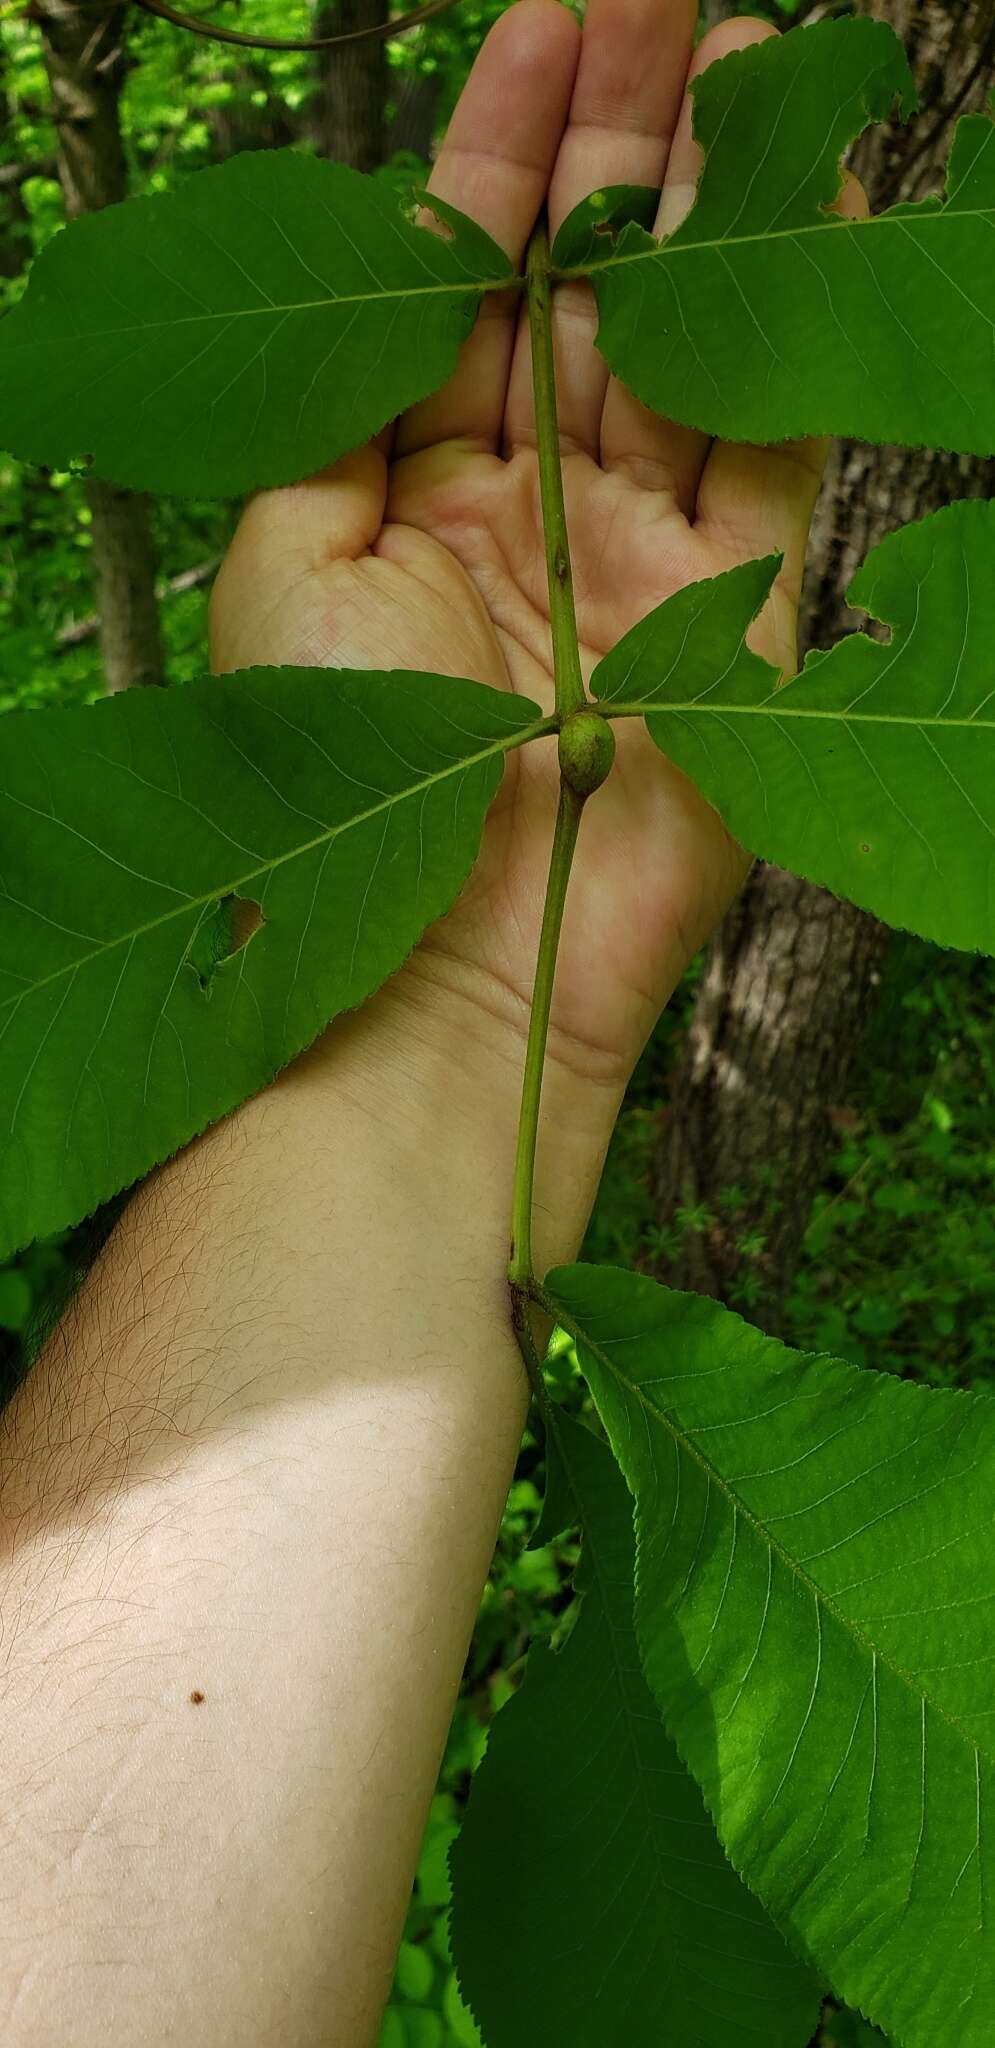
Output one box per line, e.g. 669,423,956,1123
189,1690,206,1705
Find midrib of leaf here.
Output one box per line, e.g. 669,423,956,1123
0,710,554,1016
547,1294,988,1768
27,203,991,344
555,203,992,282
10,274,520,347
605,702,995,730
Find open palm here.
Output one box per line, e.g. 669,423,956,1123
211,0,832,1141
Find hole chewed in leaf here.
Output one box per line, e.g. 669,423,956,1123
185,894,264,992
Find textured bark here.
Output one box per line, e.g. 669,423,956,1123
388,70,440,161
35,0,164,692
650,0,995,1331
313,0,389,172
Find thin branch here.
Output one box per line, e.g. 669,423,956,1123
0,157,57,190
56,554,220,650
798,1,855,23
131,0,459,53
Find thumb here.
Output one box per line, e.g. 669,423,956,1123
209,445,387,673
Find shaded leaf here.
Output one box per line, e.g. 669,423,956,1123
567,17,995,455
0,667,544,1255
0,153,513,496
593,501,995,956
547,1262,995,2048
825,2014,888,2048
450,1409,820,2048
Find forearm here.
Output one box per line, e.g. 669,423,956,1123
0,984,598,2047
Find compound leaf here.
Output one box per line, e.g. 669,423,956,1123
0,152,514,496
547,1262,995,2048
450,1409,820,2048
565,16,995,455
593,500,995,956
0,667,543,1256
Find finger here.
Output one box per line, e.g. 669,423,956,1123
694,169,870,619
602,16,778,509
394,0,581,459
209,445,388,673
503,0,697,459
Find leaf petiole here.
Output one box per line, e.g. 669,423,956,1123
508,223,609,1307
508,783,583,1292
525,219,588,723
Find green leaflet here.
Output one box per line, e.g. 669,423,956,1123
593,500,995,957
449,1409,819,2048
0,668,545,1257
546,1263,995,2048
559,17,995,456
549,185,658,272
0,154,513,496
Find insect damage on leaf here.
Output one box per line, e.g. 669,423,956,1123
593,501,995,957
2,14,994,2048
572,16,995,456
184,895,264,991
0,151,516,498
550,183,660,269
0,666,544,1258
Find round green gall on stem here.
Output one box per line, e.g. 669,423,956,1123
557,709,616,798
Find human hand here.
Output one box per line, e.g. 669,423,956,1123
211,0,845,1251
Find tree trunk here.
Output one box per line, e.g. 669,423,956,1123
649,0,995,1333
203,61,298,159
35,0,164,692
313,0,389,171
387,70,439,162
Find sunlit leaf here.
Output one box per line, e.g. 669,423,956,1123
0,667,544,1254
547,1262,995,2048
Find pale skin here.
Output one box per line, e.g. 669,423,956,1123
0,4,856,2042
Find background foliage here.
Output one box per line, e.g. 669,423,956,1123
0,4,980,2044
